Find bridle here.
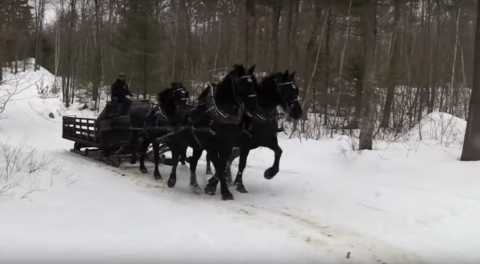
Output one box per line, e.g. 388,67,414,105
230,73,257,108
274,79,298,112
253,78,298,122
207,72,257,118
173,88,188,102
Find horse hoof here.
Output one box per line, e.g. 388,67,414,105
167,178,176,188
154,171,162,180
204,184,216,196
236,185,248,193
264,168,277,180
222,192,234,201
191,185,202,194
140,168,148,174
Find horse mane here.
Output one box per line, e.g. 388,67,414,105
198,83,215,101
224,64,244,80
198,86,210,99
258,72,280,92
158,87,175,108
259,72,279,85
171,82,183,90
197,64,244,103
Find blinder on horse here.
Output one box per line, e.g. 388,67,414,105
229,69,258,116
172,86,189,103
274,79,298,112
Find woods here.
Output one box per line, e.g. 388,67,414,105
1,0,480,153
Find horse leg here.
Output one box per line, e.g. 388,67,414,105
218,147,234,200
205,148,234,200
139,140,149,174
167,144,180,188
205,151,220,195
152,143,162,180
225,147,240,185
264,137,282,179
232,147,241,159
130,135,139,164
205,150,213,175
233,147,251,193
224,154,232,185
130,154,137,164
188,148,203,194
180,146,187,165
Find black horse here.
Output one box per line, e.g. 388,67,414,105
189,70,303,193
231,70,302,193
165,64,258,200
134,83,190,178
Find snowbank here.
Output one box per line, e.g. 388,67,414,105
0,60,82,198
399,112,466,148
0,136,69,199
0,58,98,122
3,60,480,264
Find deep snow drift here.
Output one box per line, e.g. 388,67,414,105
1,61,480,264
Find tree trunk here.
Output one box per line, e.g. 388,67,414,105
323,4,332,126
332,0,351,131
460,0,480,161
380,0,401,128
92,0,104,109
34,0,46,71
245,0,255,65
358,0,377,150
270,2,282,71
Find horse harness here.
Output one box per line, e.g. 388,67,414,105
204,74,255,125
254,79,298,122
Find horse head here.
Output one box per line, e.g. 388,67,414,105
157,83,189,111
261,70,303,120
170,82,189,108
221,64,258,115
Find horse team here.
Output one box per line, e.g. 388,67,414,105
127,64,303,201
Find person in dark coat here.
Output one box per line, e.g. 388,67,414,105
111,73,133,116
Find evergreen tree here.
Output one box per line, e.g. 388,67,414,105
113,0,164,97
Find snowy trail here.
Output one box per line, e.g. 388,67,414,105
53,149,427,264
0,75,381,263
2,65,480,263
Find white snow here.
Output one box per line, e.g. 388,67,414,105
1,61,480,264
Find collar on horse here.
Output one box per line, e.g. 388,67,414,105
206,74,255,123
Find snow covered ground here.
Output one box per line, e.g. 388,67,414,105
1,61,480,264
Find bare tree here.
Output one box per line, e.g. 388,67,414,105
34,0,46,71
92,0,104,110
2,0,474,146
460,0,480,161
358,0,377,150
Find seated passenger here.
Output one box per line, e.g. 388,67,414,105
111,73,133,117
